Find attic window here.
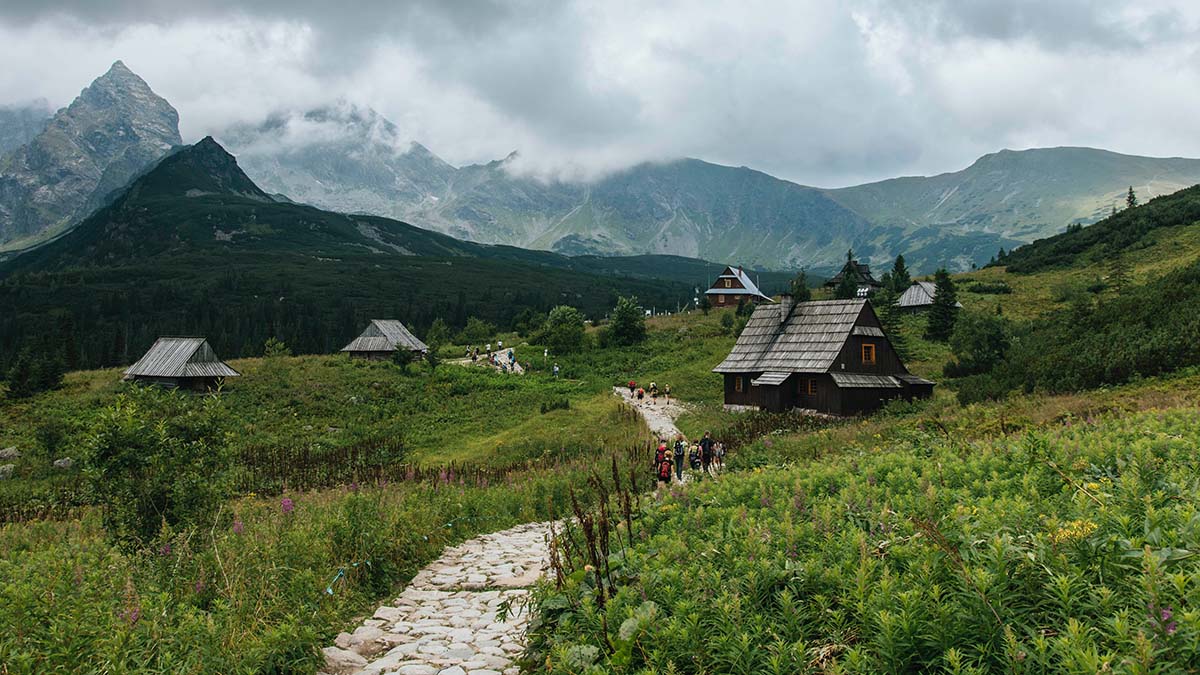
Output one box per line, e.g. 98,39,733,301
724,279,732,288
862,343,877,366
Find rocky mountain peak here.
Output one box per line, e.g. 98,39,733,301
131,136,270,201
0,61,182,246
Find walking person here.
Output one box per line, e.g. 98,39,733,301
664,383,671,403
688,442,701,472
628,380,636,397
673,436,686,481
699,431,715,476
553,363,560,379
714,441,725,472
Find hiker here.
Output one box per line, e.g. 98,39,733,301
673,436,686,480
654,440,668,466
650,385,658,405
699,432,715,475
486,342,492,355
628,380,636,396
688,442,701,471
498,339,504,352
714,441,726,471
664,383,671,403
553,363,560,378
657,453,673,487
508,348,514,363
636,387,645,401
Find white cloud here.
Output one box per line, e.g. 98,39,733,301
1,1,1199,186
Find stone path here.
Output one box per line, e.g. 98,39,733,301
613,386,685,440
451,352,525,375
320,522,553,675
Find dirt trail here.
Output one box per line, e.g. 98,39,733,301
613,386,685,440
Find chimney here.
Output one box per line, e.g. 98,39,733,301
779,293,793,324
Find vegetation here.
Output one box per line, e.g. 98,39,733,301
537,305,587,354
924,268,959,341
607,296,647,347
528,399,1200,673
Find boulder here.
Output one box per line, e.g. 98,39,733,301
53,457,75,470
0,464,14,480
0,446,19,460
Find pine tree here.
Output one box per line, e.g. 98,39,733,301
925,268,959,342
790,269,812,302
1108,255,1131,293
834,270,859,300
873,287,910,361
889,254,911,293
698,295,712,315
1126,186,1138,209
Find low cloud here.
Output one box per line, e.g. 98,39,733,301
1,1,1199,186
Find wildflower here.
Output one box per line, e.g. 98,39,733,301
349,482,359,492
281,497,295,515
763,438,774,448
194,579,206,594
158,543,171,556
232,519,244,535
121,606,141,626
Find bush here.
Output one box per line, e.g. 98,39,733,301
946,311,1011,376
608,296,647,346
82,388,232,546
456,316,496,345
965,281,1012,294
536,306,586,354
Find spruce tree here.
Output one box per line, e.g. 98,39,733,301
890,254,911,293
834,271,859,300
873,287,909,361
1126,186,1138,209
790,270,812,301
925,268,959,342
698,294,712,315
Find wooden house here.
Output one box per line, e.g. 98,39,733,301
705,265,773,307
341,320,428,361
712,297,933,415
896,281,963,313
824,259,883,297
123,337,240,390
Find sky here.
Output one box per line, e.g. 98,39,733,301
1,0,1199,187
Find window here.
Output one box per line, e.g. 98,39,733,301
717,294,726,304
862,343,877,365
724,278,732,288
734,376,744,392
807,379,817,395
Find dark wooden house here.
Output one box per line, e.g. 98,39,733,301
123,337,240,390
705,265,773,307
341,320,428,361
713,297,933,415
824,259,883,297
896,281,963,313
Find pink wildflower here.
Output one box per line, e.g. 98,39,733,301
281,497,295,514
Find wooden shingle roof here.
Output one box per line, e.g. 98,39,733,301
341,320,428,354
896,281,963,309
713,299,866,374
124,337,240,379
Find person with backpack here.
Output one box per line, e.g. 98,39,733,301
673,436,686,480
636,387,645,401
628,380,636,397
688,442,701,471
699,431,715,475
664,383,671,403
656,453,673,487
714,441,726,471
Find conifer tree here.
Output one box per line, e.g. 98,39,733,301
889,254,911,293
790,269,812,302
873,287,909,361
925,268,959,342
1126,186,1138,209
698,294,712,315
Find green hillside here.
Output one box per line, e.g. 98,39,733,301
0,138,786,372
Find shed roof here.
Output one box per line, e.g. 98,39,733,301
341,320,428,354
708,266,773,302
713,299,867,374
124,337,240,379
897,281,963,309
831,373,901,388
751,371,791,386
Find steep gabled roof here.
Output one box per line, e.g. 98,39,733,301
341,319,428,353
826,260,881,287
706,265,772,302
896,281,963,309
713,299,866,374
124,337,240,378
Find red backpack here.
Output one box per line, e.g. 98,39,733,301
657,460,672,480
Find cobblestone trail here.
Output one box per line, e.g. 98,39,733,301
320,522,553,675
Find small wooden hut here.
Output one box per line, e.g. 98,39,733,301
712,297,932,415
123,337,240,390
896,281,963,313
704,265,773,307
341,320,428,361
824,259,883,296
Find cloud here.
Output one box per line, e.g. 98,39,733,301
1,1,1199,186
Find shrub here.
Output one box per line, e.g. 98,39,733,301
965,281,1012,294
81,388,232,546
608,296,647,346
946,311,1011,376
537,306,586,354
456,316,497,345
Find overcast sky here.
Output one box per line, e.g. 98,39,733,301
1,0,1199,186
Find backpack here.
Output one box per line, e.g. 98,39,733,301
657,460,672,480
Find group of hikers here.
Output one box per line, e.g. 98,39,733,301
654,431,724,486
628,380,670,404
467,342,523,374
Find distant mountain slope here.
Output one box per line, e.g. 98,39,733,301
998,183,1200,274
218,103,457,221
829,147,1200,242
0,100,51,156
0,61,181,248
0,137,763,370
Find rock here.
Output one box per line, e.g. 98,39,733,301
438,667,466,675
0,446,19,460
0,464,13,480
321,646,368,675
395,665,436,675
53,457,74,470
